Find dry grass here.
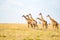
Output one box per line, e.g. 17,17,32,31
0,23,60,40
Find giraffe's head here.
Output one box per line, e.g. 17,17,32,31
22,15,25,17
26,15,29,17
29,13,31,15
37,17,40,19
29,13,32,16
47,15,50,17
39,13,42,15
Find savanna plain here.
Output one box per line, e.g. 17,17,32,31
0,23,60,40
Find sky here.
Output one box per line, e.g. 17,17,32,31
0,0,60,23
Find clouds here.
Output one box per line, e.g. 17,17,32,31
0,0,60,23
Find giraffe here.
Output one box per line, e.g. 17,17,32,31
22,15,33,28
37,18,47,29
26,15,37,28
47,15,59,29
29,13,38,28
38,13,47,29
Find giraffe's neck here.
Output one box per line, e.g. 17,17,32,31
38,18,45,22
30,15,35,21
23,16,28,20
23,16,31,24
48,16,54,22
40,14,44,20
27,16,30,20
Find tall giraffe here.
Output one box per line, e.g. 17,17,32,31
47,15,59,29
37,18,47,29
26,15,37,28
29,13,38,28
22,15,33,28
38,13,47,29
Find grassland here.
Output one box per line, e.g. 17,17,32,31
0,23,60,40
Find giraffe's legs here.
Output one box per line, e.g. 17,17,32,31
35,24,38,29
35,22,38,28
27,23,29,28
32,23,36,29
32,21,38,29
45,25,47,29
34,24,38,28
33,24,35,28
55,25,59,29
36,24,38,28
46,22,47,29
42,24,44,29
52,25,54,29
32,24,35,28
31,24,33,28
